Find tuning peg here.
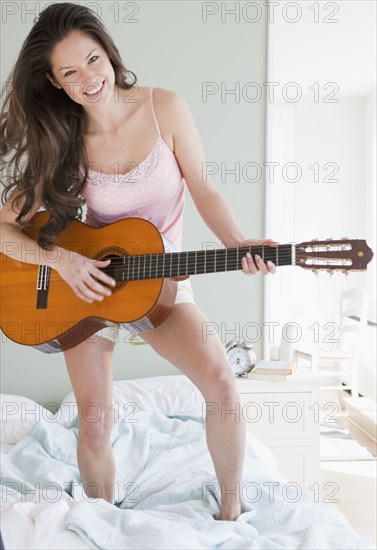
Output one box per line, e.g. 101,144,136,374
341,236,349,240
326,237,333,241
311,268,319,277
342,269,350,276
327,269,334,277
311,238,318,242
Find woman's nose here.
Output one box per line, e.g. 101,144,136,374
81,69,98,88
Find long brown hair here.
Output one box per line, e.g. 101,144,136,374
0,2,137,249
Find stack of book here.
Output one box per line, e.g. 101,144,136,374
248,360,296,381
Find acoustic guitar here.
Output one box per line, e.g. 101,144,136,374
0,211,373,353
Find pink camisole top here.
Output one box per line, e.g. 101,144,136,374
80,87,185,251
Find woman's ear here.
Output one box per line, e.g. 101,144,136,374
46,72,62,89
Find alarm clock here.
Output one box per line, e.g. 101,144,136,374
225,339,257,377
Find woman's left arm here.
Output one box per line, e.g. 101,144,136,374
167,91,277,276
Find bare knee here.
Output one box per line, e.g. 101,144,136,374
201,364,238,402
64,338,114,455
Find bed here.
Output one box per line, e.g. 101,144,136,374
0,374,375,549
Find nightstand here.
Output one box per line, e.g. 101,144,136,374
236,368,321,490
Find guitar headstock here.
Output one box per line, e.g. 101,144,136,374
296,239,374,275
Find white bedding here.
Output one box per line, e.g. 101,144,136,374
0,375,375,549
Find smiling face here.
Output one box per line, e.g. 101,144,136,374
46,30,116,107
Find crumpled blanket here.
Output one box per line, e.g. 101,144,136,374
1,410,375,549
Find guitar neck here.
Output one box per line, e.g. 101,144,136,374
116,244,294,281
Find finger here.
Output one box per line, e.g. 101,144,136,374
254,255,269,275
248,253,259,274
241,256,251,275
74,286,95,304
83,257,116,287
95,258,112,265
267,260,277,274
85,276,113,297
242,240,279,247
84,277,111,300
77,283,105,303
246,253,258,275
88,257,111,266
264,240,279,247
90,263,116,288
242,256,255,275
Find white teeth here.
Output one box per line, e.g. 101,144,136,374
85,81,103,95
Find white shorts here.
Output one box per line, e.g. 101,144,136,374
97,278,195,345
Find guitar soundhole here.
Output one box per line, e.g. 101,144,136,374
94,248,129,292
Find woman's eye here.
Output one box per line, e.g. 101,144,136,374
64,57,99,77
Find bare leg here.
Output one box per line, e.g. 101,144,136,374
63,336,116,503
141,303,247,520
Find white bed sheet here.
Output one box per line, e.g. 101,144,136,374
1,442,91,549
0,377,279,550
1,377,375,550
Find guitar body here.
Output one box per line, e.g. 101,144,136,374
0,212,178,352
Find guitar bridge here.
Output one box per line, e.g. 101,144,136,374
36,265,50,309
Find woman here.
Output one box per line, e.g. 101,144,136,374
0,3,277,521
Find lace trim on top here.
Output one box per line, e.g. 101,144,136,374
81,136,178,204
86,135,162,181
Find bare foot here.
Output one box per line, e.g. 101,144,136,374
219,505,241,521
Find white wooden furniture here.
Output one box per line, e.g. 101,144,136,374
236,369,321,491
293,288,370,398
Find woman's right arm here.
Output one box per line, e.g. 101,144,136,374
0,195,116,303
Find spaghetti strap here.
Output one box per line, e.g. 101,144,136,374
149,87,161,138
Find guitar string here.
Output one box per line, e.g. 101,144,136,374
35,248,353,286
39,254,351,284
40,256,346,286
41,251,295,265
94,251,347,269
39,261,348,287
43,253,295,272
39,246,337,285
87,248,293,267
40,249,295,270
40,263,349,287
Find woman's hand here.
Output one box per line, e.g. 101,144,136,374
239,239,279,276
54,248,116,303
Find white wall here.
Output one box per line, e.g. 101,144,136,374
360,90,377,399
0,1,268,406
265,97,374,342
264,0,376,399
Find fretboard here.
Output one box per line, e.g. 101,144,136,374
113,244,294,282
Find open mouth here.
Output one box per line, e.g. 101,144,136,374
84,80,105,98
